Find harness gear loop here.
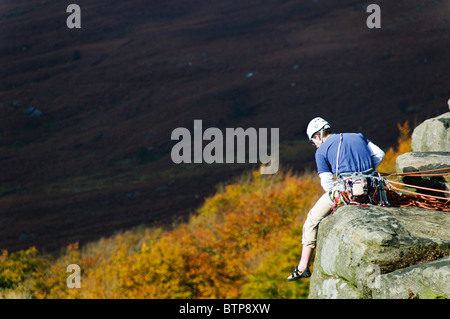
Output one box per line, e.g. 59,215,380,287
330,170,391,213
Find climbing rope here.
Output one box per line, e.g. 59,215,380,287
380,167,450,211
331,167,450,212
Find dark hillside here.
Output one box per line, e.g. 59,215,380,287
0,0,448,251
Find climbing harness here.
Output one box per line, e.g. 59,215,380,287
329,133,449,212
330,167,450,213
330,171,389,213
330,133,391,212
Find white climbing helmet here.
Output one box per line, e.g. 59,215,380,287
306,117,331,140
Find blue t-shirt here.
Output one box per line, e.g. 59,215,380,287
315,133,374,176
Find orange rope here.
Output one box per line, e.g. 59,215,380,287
380,167,450,177
396,172,450,177
381,168,450,211
386,188,450,211
386,180,450,197
333,167,450,211
386,182,450,201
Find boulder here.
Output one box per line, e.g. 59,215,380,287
372,256,450,299
23,106,44,117
411,112,450,152
308,205,450,299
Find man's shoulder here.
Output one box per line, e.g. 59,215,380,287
343,132,368,142
343,132,364,137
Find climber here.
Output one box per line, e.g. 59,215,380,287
287,117,385,281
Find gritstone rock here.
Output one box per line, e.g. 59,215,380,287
396,152,450,199
309,109,450,299
308,205,450,299
411,111,450,152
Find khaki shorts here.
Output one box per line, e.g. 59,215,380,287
301,192,334,249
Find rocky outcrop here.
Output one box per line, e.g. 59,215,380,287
396,152,450,198
308,205,450,299
309,107,450,299
411,111,450,152
400,106,450,198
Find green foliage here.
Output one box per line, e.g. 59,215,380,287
0,247,48,291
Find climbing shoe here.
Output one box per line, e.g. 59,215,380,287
287,266,311,281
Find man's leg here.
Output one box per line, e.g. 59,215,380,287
298,192,334,270
297,245,314,271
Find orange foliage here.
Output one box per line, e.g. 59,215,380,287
1,122,412,299
5,171,320,299
377,121,412,174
